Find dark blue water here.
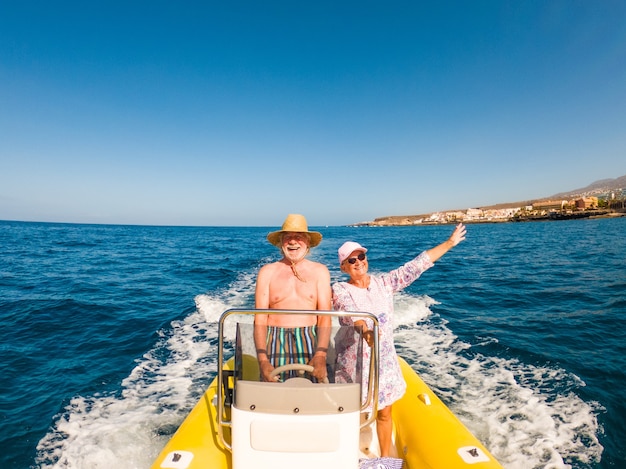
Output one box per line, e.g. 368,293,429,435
1,218,624,468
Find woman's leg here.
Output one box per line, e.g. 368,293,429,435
376,405,393,457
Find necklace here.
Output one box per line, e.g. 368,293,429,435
290,261,306,282
283,246,309,282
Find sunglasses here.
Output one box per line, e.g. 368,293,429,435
346,253,366,264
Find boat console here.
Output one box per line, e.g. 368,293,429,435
217,309,379,469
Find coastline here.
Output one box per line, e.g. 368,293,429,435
350,209,626,227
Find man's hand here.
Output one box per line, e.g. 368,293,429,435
309,354,328,382
259,360,278,382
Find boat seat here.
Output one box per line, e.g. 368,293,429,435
231,379,361,469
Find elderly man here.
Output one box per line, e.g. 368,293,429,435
254,214,331,382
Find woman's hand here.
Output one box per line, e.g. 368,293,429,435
449,223,466,247
354,320,375,347
363,329,375,348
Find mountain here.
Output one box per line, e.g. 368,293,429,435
470,174,626,212
550,175,626,199
441,175,626,214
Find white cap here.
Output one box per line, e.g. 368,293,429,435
338,241,368,264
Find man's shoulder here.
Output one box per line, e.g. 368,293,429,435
258,260,283,275
306,258,329,268
260,259,284,269
307,259,330,273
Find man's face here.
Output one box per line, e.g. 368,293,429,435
281,232,310,262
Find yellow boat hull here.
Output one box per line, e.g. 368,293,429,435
152,357,502,469
394,358,502,468
151,372,231,469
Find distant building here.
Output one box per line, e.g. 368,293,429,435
466,208,483,218
575,197,598,210
532,200,567,211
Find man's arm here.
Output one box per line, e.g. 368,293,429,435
255,264,271,309
315,266,332,349
254,265,275,381
309,264,332,381
316,264,332,311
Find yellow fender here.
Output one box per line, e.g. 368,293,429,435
394,358,503,468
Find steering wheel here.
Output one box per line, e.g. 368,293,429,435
269,363,329,384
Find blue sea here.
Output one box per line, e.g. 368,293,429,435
1,218,624,468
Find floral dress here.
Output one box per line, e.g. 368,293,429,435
332,251,434,409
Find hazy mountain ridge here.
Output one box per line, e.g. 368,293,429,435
550,175,626,199
467,174,626,212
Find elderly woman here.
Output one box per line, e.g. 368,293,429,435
332,223,466,457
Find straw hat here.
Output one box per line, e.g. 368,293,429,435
267,214,323,247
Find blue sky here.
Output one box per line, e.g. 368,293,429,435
1,1,625,226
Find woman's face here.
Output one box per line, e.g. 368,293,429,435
342,250,368,277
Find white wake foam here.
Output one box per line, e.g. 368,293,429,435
35,292,231,468
35,285,602,468
393,293,603,469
